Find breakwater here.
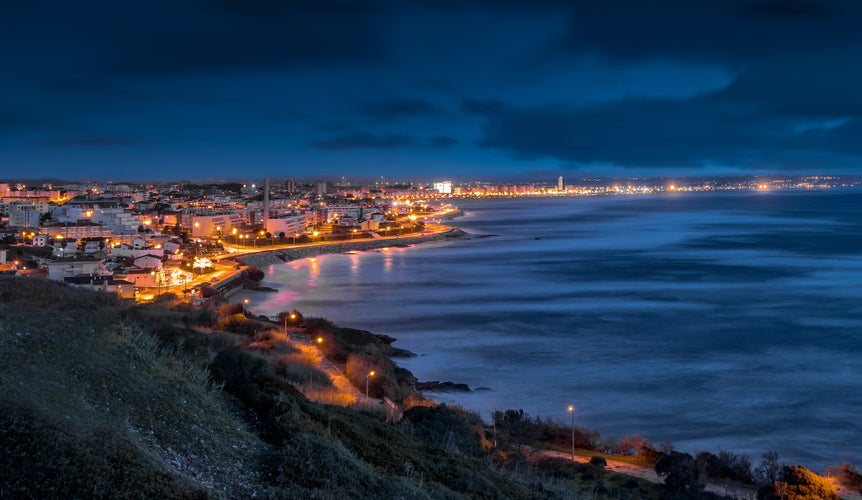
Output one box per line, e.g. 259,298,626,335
236,228,465,268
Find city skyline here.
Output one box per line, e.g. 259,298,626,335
3,1,862,181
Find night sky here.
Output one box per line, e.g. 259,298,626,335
2,1,861,182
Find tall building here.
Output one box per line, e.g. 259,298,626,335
284,179,296,194
557,176,564,192
433,181,452,194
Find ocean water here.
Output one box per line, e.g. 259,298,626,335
248,189,862,469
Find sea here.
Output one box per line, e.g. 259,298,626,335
247,189,862,470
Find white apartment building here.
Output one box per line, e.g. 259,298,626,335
266,213,307,236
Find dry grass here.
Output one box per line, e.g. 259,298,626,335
297,385,357,406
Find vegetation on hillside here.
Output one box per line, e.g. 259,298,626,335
0,278,849,499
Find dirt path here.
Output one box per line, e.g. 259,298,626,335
288,330,367,405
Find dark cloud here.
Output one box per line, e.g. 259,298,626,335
2,1,861,178
0,107,39,133
354,98,443,120
109,4,386,76
557,0,857,65
0,1,387,78
465,91,862,169
313,132,416,150
38,136,145,148
429,136,458,149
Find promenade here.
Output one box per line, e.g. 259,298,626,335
230,225,464,268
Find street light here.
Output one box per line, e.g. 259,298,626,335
312,230,319,243
568,405,575,462
366,371,375,399
293,232,298,245
352,228,357,239
243,298,249,315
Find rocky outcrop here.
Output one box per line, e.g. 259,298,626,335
415,381,472,392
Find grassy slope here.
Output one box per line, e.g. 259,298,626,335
0,278,693,499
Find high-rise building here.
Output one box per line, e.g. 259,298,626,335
433,181,452,194
557,176,564,192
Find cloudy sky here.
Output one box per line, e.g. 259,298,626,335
2,0,861,182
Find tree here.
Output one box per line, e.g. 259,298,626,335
755,451,781,485
656,452,703,497
277,310,303,327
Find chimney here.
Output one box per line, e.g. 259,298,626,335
262,178,270,234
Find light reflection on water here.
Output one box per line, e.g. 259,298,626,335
248,190,862,469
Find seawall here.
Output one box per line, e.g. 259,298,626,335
235,227,466,268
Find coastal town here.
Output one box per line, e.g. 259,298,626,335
0,174,852,301
0,178,465,300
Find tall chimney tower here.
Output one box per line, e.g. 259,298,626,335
262,178,270,234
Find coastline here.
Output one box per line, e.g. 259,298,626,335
233,226,466,268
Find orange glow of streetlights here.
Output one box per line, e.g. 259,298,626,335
366,371,375,399
316,337,323,344
567,405,575,462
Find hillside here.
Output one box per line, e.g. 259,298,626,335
1,278,846,499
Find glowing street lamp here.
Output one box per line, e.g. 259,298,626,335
243,298,249,315
568,405,575,462
352,228,357,239
312,230,319,243
293,232,298,245
366,371,375,399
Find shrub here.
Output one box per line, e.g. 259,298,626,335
275,360,332,387
208,331,242,351
696,450,754,484
344,353,384,398
215,313,260,335
825,462,862,489
403,404,486,456
276,309,304,327
656,451,703,496
758,465,838,500
209,348,268,386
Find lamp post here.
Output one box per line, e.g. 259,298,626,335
568,405,575,462
243,298,249,315
312,230,319,244
365,371,375,399
293,232,298,245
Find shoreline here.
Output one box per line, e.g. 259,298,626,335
233,226,466,269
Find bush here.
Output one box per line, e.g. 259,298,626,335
656,451,703,496
403,404,487,456
758,465,838,500
276,361,332,387
276,309,304,327
825,462,862,489
209,348,268,387
695,450,754,484
274,354,331,387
